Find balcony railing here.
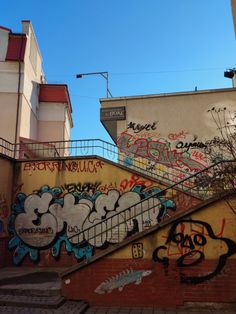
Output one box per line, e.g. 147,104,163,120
0,138,15,158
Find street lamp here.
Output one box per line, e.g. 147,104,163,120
76,71,112,98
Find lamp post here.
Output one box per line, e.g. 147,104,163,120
76,71,112,98
224,68,236,87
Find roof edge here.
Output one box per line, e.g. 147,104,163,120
100,87,236,103
0,26,12,32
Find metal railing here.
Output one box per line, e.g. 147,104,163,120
0,138,15,158
1,137,235,199
68,159,236,248
0,137,204,192
1,137,235,261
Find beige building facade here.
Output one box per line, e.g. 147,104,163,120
100,88,236,173
0,21,73,152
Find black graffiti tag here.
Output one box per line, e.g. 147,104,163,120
152,219,236,284
127,121,157,133
176,141,207,152
61,181,101,194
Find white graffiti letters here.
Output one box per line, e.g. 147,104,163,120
14,189,163,250
15,193,58,247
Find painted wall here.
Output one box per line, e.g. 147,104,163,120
0,21,42,144
0,27,10,61
0,21,72,145
19,94,38,141
37,102,68,142
0,93,19,143
101,88,236,176
62,194,236,308
0,155,14,267
18,21,42,142
0,156,14,238
8,157,200,266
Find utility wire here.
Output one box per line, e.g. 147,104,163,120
46,66,229,79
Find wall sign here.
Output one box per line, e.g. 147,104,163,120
100,107,126,121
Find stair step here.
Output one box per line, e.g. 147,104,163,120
0,300,89,313
0,293,65,309
0,282,61,297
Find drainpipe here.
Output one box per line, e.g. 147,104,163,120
14,35,24,158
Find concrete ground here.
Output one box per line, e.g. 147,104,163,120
0,268,235,313
0,304,235,314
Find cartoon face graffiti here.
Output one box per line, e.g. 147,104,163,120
152,219,236,284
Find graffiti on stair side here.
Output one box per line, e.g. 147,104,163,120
9,184,176,265
23,160,104,173
0,194,10,235
132,243,144,259
94,269,152,294
60,181,102,194
174,193,200,212
119,174,154,191
152,219,236,284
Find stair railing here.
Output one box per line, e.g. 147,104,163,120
67,159,236,248
1,137,234,199
9,138,203,189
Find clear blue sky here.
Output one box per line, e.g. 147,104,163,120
1,0,236,142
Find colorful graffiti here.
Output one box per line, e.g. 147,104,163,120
117,132,205,172
94,269,152,294
152,219,236,284
9,184,175,265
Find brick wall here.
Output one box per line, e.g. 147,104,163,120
62,257,236,308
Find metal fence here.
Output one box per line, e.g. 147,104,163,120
0,137,15,158
1,137,234,199
0,137,198,189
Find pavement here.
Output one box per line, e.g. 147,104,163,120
0,268,235,313
0,304,235,314
85,307,236,314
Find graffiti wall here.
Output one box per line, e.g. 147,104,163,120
0,156,14,238
9,157,179,265
105,90,236,179
0,155,14,267
117,128,207,176
62,194,236,308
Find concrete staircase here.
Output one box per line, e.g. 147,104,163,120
0,268,89,313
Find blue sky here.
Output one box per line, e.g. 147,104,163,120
1,0,236,142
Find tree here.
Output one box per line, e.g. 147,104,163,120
194,107,236,196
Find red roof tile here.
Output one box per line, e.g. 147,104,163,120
0,26,11,32
5,34,27,61
39,84,72,113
